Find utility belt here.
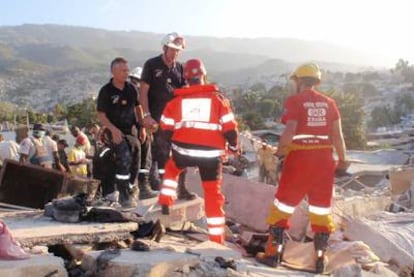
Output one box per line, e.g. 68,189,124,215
286,134,332,155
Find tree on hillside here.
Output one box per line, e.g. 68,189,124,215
0,102,16,122
257,99,275,118
266,85,291,118
242,112,266,130
329,90,367,150
393,59,414,85
368,105,398,129
66,97,97,127
342,82,378,98
53,103,66,120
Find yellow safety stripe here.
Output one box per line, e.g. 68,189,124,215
286,143,333,155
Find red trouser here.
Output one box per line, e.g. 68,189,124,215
158,153,226,244
267,148,335,234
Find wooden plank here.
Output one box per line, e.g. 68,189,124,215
0,160,66,209
0,201,37,211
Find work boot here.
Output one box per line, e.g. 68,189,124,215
270,226,285,267
150,178,161,191
314,232,329,274
118,182,138,208
138,181,158,200
255,226,285,267
177,173,196,200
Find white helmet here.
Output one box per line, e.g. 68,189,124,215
161,32,186,50
129,66,143,80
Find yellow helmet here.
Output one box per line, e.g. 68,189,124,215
290,63,321,80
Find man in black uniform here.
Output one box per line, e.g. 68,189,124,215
140,32,196,200
97,57,154,207
129,66,158,198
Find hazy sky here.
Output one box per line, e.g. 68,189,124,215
1,0,413,65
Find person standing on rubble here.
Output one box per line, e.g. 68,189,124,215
256,63,349,273
97,57,155,207
19,123,53,168
158,59,240,244
68,136,88,178
129,66,158,199
140,32,196,201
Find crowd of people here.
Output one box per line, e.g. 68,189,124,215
0,32,349,273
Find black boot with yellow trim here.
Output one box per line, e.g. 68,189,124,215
255,226,285,267
314,232,329,274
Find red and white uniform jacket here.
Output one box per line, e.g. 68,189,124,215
160,84,238,158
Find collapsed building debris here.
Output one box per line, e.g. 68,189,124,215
0,149,414,276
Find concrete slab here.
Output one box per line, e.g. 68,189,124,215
343,213,414,271
221,174,275,232
3,212,138,248
186,240,242,260
81,249,200,277
136,197,205,228
0,254,67,277
333,195,391,221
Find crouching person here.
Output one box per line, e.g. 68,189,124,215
157,59,239,244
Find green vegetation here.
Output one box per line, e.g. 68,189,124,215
0,97,97,128
231,83,367,150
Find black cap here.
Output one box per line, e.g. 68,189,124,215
33,123,46,131
58,139,69,147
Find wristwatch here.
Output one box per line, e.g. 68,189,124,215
143,112,151,118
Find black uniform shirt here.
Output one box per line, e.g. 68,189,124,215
97,79,139,135
141,55,186,122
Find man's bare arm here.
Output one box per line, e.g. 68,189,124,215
331,119,346,162
275,120,297,157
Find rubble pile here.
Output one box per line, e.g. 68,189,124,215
0,150,414,276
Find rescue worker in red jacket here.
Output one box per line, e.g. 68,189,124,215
158,58,240,244
256,63,348,273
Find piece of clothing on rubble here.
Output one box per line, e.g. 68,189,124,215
51,193,88,223
84,207,142,223
158,84,239,244
0,220,30,260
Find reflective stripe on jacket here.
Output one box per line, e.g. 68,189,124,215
160,84,238,150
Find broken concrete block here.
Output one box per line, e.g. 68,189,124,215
137,197,205,228
333,194,391,222
186,240,242,260
343,216,413,270
0,254,67,277
389,166,414,195
3,213,138,248
220,174,275,232
81,249,199,277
